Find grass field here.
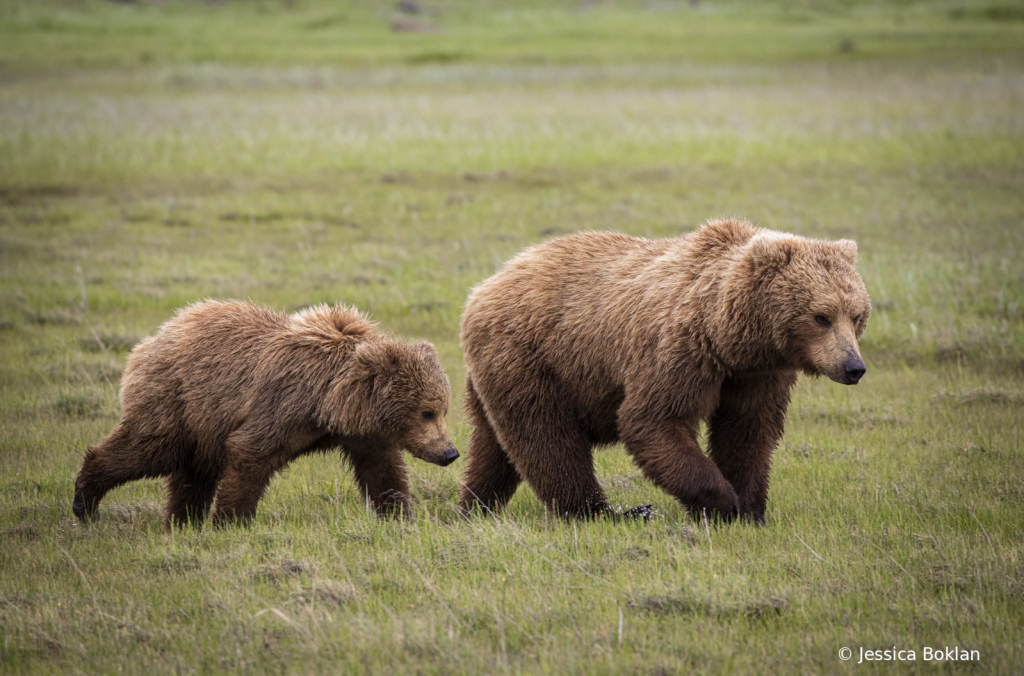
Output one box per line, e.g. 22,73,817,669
1,0,1023,673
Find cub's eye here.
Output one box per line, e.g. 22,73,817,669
421,411,435,421
853,315,861,324
814,315,831,328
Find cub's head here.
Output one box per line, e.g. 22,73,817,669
750,232,871,385
342,339,459,466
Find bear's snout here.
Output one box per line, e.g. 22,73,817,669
843,355,866,385
439,443,460,467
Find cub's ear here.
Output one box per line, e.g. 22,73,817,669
329,341,404,434
413,340,450,390
353,340,404,378
749,235,797,272
835,239,858,266
413,341,440,362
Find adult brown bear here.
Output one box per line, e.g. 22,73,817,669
459,219,869,523
73,301,458,528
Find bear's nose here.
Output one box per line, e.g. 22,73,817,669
440,444,460,466
844,356,866,384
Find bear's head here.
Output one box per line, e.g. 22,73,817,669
750,232,870,385
336,339,459,466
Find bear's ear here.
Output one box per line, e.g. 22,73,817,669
353,340,404,379
413,340,451,390
413,341,439,362
750,235,796,272
835,239,857,266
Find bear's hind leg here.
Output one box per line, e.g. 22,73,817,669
165,466,220,529
478,374,608,519
521,427,607,519
73,422,172,521
459,376,522,516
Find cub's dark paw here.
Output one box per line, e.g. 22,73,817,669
71,490,90,521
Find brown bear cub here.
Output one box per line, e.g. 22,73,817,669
460,218,870,524
73,301,459,528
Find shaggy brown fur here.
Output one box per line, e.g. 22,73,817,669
459,218,870,523
72,301,458,528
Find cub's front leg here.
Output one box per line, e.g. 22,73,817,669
340,436,413,518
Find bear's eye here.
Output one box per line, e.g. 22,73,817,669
421,411,435,421
853,315,861,324
814,315,831,328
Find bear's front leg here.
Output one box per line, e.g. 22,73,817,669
708,372,797,524
618,399,739,522
342,437,413,518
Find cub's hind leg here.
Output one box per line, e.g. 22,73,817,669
73,422,178,521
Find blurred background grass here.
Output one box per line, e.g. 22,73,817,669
1,1,1022,674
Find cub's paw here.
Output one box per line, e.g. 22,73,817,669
71,487,95,522
71,497,86,521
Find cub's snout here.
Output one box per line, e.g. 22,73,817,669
439,443,460,466
420,438,459,467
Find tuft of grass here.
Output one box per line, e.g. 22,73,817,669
932,386,1024,405
77,332,140,353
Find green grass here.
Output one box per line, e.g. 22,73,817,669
1,1,1023,673
3,0,1024,76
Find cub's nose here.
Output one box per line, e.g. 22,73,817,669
440,444,460,466
844,356,866,384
